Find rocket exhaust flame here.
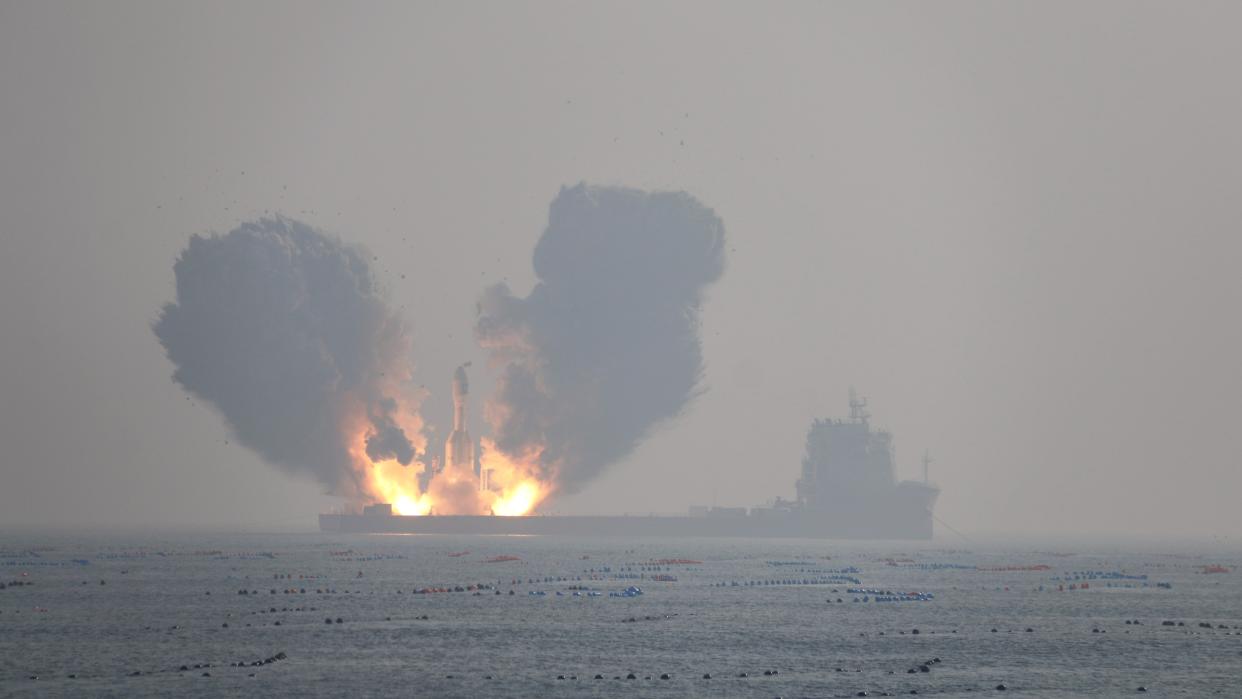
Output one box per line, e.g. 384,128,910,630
356,365,547,516
358,439,546,517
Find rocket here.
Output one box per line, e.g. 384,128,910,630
444,363,482,488
452,364,468,434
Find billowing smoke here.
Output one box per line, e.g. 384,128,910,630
366,398,417,465
154,217,421,500
476,184,726,495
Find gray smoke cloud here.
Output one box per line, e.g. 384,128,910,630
476,183,726,493
365,398,416,466
154,217,418,499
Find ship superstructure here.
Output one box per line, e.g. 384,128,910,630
767,390,941,538
797,391,895,505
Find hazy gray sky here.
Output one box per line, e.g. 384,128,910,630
2,1,1239,537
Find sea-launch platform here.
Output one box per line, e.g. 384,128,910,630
321,392,940,540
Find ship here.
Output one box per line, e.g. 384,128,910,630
321,389,940,539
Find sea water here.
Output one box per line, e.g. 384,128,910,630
1,533,1239,697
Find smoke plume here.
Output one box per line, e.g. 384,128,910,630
365,398,417,465
154,217,421,499
476,184,726,494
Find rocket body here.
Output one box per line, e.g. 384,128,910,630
444,364,479,486
453,385,466,431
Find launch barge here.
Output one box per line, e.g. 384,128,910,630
320,393,940,540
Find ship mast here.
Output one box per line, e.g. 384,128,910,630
923,450,932,485
848,387,870,425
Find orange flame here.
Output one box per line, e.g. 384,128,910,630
367,458,432,515
348,408,551,517
478,438,549,516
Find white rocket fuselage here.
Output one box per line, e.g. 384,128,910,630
445,366,477,483
453,393,466,432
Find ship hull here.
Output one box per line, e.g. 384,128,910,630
319,505,934,540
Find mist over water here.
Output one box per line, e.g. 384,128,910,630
3,0,1241,537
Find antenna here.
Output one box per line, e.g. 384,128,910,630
923,450,933,485
848,387,870,424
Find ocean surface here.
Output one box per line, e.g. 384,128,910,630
1,533,1240,698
